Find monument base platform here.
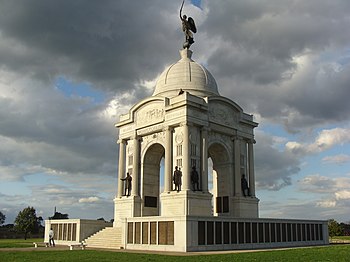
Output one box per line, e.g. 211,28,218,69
123,216,328,252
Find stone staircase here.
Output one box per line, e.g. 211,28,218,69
84,227,124,249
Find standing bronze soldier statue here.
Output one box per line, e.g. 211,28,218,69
191,166,200,191
173,166,182,192
121,172,132,196
241,174,250,197
180,0,197,49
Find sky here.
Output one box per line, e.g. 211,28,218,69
1,0,350,224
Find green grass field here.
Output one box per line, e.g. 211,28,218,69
0,239,349,262
0,238,43,248
331,236,350,241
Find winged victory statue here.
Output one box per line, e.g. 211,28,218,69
180,0,197,49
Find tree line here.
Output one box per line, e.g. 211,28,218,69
0,207,113,239
0,207,69,239
328,219,350,238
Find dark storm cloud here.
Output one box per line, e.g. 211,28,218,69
1,0,350,223
254,131,301,190
0,0,180,93
0,77,116,178
201,0,350,130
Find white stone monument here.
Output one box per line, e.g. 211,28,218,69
46,5,328,251
83,5,328,251
114,48,259,226
106,49,327,252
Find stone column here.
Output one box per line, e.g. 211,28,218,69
248,139,256,197
182,123,190,190
201,127,209,192
131,135,140,197
163,126,173,192
234,136,241,196
117,139,126,198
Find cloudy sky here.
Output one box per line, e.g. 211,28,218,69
1,0,350,224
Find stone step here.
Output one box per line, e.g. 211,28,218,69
84,227,123,249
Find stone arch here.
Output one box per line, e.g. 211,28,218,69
141,142,165,216
208,142,232,216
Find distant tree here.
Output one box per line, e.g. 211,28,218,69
110,219,114,223
97,217,105,221
339,222,350,236
328,219,343,239
0,211,5,225
49,212,69,220
14,207,42,239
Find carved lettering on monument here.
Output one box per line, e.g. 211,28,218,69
136,105,164,127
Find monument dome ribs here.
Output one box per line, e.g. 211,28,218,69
153,49,219,98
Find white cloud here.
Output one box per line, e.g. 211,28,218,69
299,174,335,193
286,127,350,156
312,128,350,152
322,154,350,164
78,196,100,203
316,200,336,208
335,190,350,200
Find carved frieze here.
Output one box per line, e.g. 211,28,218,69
141,131,166,157
137,124,164,136
209,102,239,127
208,132,233,153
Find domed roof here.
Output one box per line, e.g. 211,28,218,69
153,49,219,97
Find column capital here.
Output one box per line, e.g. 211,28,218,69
162,126,174,132
201,126,210,132
131,134,143,142
248,139,256,144
180,121,194,127
179,121,186,127
117,139,127,144
231,135,243,141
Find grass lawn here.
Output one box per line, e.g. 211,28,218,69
0,244,349,262
331,236,350,241
0,238,43,248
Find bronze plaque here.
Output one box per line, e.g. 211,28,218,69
127,222,133,244
167,221,174,245
198,221,205,245
142,222,149,244
158,221,167,245
135,222,141,244
150,222,157,244
223,222,229,244
145,196,157,207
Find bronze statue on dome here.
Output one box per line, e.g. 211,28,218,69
180,0,197,49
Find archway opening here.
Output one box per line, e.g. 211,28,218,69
142,143,165,216
208,143,231,216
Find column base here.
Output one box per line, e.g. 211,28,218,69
113,195,142,226
160,190,212,216
230,196,259,218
